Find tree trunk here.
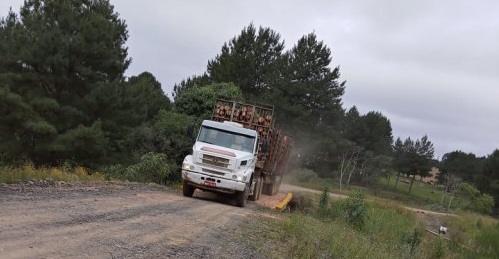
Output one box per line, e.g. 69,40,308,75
394,172,400,190
386,174,391,186
408,174,416,194
346,164,356,189
340,155,345,191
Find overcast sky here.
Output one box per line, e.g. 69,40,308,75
2,0,498,159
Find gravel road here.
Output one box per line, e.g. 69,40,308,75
0,181,268,259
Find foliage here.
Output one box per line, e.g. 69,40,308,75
318,185,329,216
460,182,495,214
401,228,422,256
479,149,499,212
0,0,131,166
207,23,284,99
343,107,393,156
173,82,242,119
267,33,346,176
243,195,477,259
341,190,369,229
172,74,211,101
123,152,172,184
393,136,435,194
472,193,494,215
150,110,195,165
293,168,320,183
439,150,482,183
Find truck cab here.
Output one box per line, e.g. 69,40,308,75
181,120,259,207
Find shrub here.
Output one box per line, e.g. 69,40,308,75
472,194,494,215
99,164,127,180
317,185,330,217
342,190,369,229
401,228,422,256
295,169,319,183
126,152,172,184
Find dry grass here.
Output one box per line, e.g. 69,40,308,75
0,164,106,183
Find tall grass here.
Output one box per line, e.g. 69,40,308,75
0,164,106,183
244,191,496,259
445,211,499,258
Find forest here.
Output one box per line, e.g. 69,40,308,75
0,0,498,214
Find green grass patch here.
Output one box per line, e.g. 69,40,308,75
285,170,472,213
243,189,497,259
244,191,484,259
0,164,106,183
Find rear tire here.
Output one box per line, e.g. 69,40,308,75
183,181,195,197
248,177,260,201
235,187,249,207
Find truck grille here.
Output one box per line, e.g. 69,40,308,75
202,154,229,168
202,168,225,176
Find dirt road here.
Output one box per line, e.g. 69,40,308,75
0,181,268,259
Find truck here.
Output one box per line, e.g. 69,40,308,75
181,98,293,207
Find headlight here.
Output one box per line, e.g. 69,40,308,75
183,163,194,170
232,175,243,181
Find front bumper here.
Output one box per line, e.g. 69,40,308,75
182,170,246,193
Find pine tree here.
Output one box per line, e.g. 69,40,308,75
0,0,130,165
207,23,284,99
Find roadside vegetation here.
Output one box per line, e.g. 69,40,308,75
0,164,106,184
286,169,495,215
244,189,498,259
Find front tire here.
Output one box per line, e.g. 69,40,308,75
235,187,249,207
183,181,195,197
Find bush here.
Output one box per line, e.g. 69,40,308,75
341,190,369,229
128,152,172,184
318,186,330,217
401,228,422,256
99,164,127,180
295,169,319,183
472,194,494,215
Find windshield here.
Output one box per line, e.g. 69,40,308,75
198,126,255,153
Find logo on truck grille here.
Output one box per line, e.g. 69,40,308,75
202,154,229,168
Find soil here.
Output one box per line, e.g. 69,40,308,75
0,180,270,259
0,180,456,258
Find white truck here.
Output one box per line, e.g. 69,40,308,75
181,98,293,207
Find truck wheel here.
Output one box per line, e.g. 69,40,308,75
183,181,195,197
248,177,260,201
235,187,249,207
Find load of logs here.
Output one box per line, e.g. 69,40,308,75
212,100,274,128
212,99,276,161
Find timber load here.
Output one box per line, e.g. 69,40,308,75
212,98,293,173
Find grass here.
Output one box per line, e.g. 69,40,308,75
285,172,471,212
0,164,106,183
243,191,498,259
